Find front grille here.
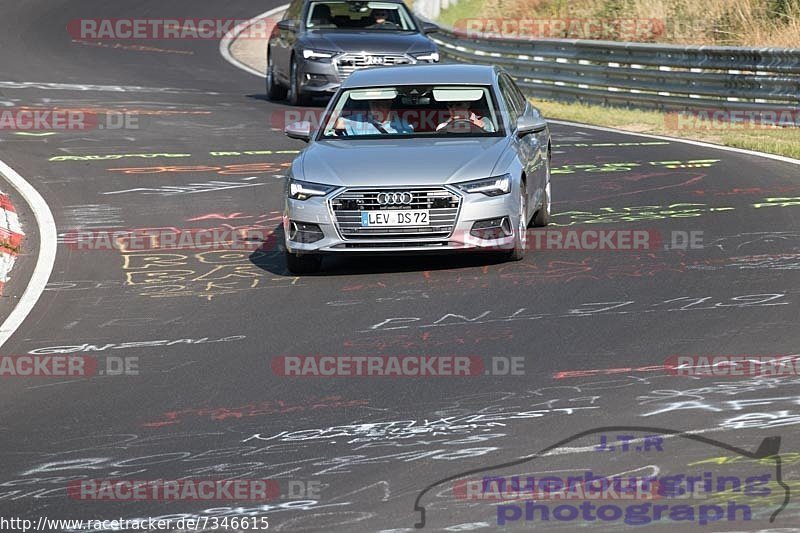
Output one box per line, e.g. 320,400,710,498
330,187,461,240
335,54,412,79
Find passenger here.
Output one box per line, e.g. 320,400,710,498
334,100,414,135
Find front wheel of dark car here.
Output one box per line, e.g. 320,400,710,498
507,182,528,262
287,58,311,106
266,53,287,101
286,250,322,274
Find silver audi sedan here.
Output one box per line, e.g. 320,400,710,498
282,64,551,273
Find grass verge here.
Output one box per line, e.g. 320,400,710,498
435,0,487,27
440,0,800,47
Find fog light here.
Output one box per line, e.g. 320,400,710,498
470,217,512,239
305,73,328,86
289,221,324,243
501,217,512,236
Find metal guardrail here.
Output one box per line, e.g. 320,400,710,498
412,0,800,112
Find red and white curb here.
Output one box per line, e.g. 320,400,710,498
0,191,24,294
0,158,56,350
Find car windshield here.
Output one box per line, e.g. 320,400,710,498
305,1,417,31
320,85,504,139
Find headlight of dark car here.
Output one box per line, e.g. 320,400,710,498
411,51,439,63
288,179,336,200
454,174,511,197
302,49,337,62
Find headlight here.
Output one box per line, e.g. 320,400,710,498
302,49,336,61
411,51,439,63
454,174,512,197
288,179,336,200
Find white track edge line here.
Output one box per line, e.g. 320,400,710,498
0,160,57,348
219,4,289,78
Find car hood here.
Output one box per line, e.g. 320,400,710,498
298,137,511,187
301,30,434,55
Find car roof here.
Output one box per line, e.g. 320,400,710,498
340,64,500,88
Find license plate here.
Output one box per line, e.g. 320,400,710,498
361,210,429,227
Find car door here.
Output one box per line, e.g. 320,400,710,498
273,0,305,83
498,73,543,217
515,77,548,180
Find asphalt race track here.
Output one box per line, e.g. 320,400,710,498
1,1,799,532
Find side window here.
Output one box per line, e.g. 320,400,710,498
502,73,527,115
498,74,521,123
283,0,304,22
510,78,528,114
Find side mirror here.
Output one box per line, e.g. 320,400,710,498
285,121,312,142
516,115,547,137
421,22,439,34
277,19,297,31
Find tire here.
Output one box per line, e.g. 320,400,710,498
532,159,551,227
287,58,311,106
286,250,322,274
533,181,550,227
507,182,528,262
266,52,287,101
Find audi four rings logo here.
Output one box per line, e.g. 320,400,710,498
365,56,385,65
377,192,413,205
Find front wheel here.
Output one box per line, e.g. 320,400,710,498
286,250,322,274
506,182,528,262
266,52,287,101
533,181,550,227
532,157,552,227
287,59,311,106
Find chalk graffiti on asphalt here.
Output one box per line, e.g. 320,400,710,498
143,397,371,428
27,335,246,354
553,198,800,226
102,177,271,196
243,409,598,447
365,293,789,331
553,203,735,225
552,159,720,175
49,149,299,161
554,141,670,148
121,249,298,300
106,162,291,175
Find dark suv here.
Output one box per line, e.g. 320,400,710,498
266,0,439,105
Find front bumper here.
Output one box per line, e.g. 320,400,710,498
284,186,519,255
297,53,435,95
296,59,341,95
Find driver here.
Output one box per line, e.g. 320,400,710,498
366,9,399,29
334,99,414,135
436,101,495,132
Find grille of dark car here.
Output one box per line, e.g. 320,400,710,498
330,187,461,240
335,54,412,79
